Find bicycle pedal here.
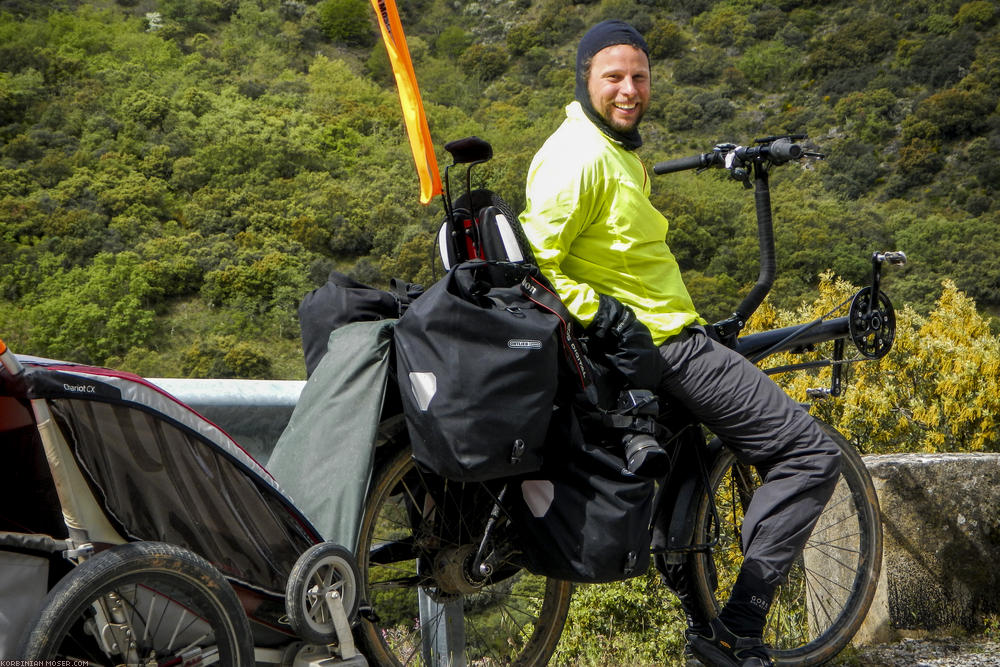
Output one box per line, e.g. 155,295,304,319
806,387,831,399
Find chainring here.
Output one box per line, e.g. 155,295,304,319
848,286,895,359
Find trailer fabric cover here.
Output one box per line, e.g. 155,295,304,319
0,551,47,658
267,319,394,552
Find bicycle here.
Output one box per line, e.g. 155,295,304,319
354,135,903,666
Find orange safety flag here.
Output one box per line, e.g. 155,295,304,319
370,0,443,204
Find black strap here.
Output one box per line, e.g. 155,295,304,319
520,274,599,405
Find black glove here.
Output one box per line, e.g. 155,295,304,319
587,294,663,389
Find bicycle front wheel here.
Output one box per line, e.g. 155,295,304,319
357,445,573,666
19,541,254,665
690,420,882,666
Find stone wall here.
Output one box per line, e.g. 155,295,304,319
856,453,1000,643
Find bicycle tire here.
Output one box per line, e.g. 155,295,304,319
357,444,573,666
18,541,254,665
690,420,882,666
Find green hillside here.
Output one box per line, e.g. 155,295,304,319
1,0,997,384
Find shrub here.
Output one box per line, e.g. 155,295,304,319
435,26,471,59
904,30,979,88
821,140,883,199
759,277,1000,454
659,94,702,130
895,136,944,186
736,41,797,89
804,15,895,76
673,46,725,85
955,1,996,28
966,135,1000,191
911,86,993,140
317,0,375,47
459,44,509,82
646,19,688,60
750,5,787,39
692,4,754,47
181,335,272,378
833,88,899,145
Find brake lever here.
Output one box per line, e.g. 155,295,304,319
875,251,907,267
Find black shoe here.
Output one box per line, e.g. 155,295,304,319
686,617,772,667
683,642,704,666
623,432,670,478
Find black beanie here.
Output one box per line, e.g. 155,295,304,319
575,20,649,150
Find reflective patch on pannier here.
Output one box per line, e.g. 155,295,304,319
521,479,555,518
408,371,437,411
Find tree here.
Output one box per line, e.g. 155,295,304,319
458,45,508,83
27,253,158,364
317,0,375,47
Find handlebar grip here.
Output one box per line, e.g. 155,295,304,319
767,137,803,162
653,153,713,175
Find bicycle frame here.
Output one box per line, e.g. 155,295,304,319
652,133,899,578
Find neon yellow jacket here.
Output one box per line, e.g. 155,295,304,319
520,101,704,345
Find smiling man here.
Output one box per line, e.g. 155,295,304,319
520,20,843,667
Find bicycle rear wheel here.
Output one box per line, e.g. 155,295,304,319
357,444,572,666
690,420,882,666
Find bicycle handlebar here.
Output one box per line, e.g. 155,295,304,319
653,136,809,175
651,135,819,344
652,152,715,175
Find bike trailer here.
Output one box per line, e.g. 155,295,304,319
0,355,322,648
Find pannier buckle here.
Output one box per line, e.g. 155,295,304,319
510,438,526,464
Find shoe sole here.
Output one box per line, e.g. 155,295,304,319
688,636,742,667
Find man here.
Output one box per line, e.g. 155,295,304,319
519,20,842,667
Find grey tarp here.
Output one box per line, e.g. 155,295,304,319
266,319,394,552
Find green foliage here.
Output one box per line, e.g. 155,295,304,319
956,1,997,28
506,0,584,56
646,18,688,60
27,252,158,364
833,89,899,145
459,45,509,83
821,139,884,200
672,45,725,85
908,85,995,140
317,0,375,47
555,570,689,665
803,14,895,89
736,40,797,89
434,26,471,59
693,3,754,46
181,334,272,378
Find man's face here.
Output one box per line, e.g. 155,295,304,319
586,44,650,133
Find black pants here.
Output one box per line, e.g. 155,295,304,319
656,326,841,586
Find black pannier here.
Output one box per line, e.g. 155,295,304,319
393,262,561,482
299,270,422,377
506,398,657,583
